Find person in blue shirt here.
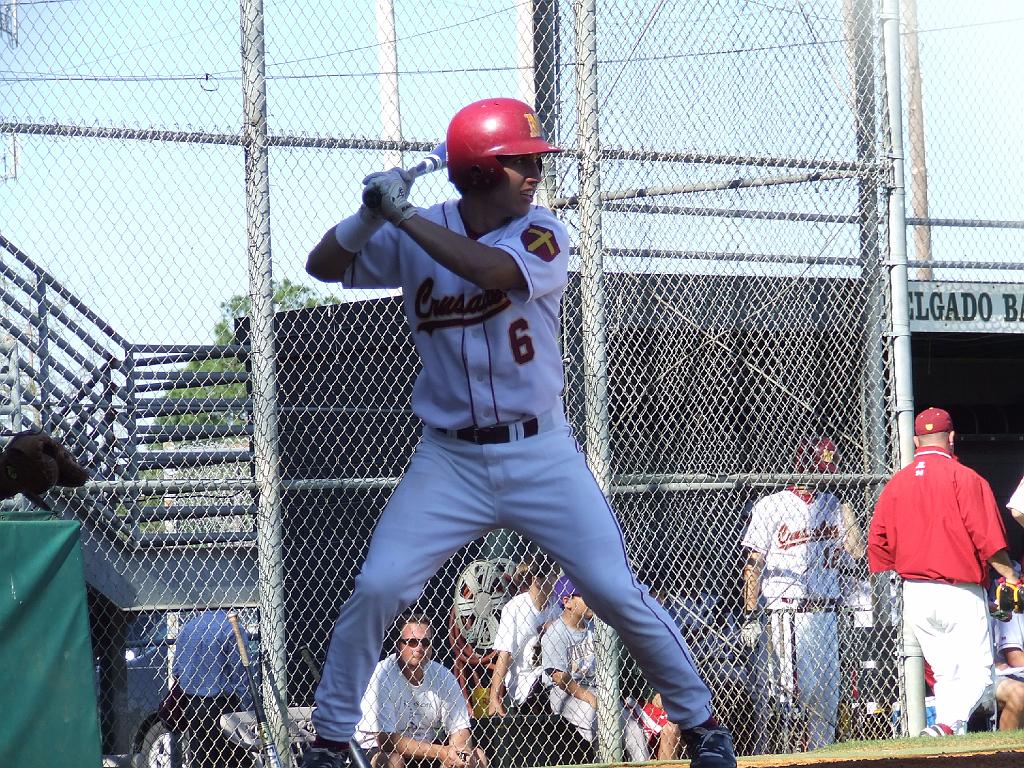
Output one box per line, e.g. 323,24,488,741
171,610,252,767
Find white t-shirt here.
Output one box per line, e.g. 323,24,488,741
354,654,471,750
491,590,560,705
541,616,596,728
1008,475,1024,513
742,489,850,603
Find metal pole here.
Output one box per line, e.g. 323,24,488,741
375,0,403,170
534,0,561,205
882,0,923,736
903,0,932,278
240,0,289,762
572,0,620,761
844,0,896,712
881,0,916,475
122,348,141,540
514,1,536,108
516,0,561,206
31,276,54,433
843,0,886,473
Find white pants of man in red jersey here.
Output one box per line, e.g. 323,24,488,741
903,580,996,732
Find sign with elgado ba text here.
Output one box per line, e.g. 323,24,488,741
908,281,1024,333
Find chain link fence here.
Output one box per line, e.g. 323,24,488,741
2,0,1021,765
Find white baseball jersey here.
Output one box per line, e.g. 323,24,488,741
491,590,561,705
742,489,850,603
354,654,470,749
343,200,570,430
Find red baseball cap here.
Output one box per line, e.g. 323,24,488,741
914,407,954,436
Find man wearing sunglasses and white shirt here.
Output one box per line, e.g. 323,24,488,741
355,614,488,768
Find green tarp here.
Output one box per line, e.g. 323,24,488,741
0,510,102,767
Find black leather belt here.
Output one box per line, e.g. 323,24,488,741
436,417,540,444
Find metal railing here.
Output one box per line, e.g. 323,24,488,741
0,232,257,561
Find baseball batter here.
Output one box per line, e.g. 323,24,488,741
300,98,736,768
869,407,1020,736
740,436,864,750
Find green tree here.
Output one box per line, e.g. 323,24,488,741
163,279,337,425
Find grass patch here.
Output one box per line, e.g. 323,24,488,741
820,730,1024,757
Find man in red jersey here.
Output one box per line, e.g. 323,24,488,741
868,407,1021,736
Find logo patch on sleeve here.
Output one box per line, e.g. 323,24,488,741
521,224,560,262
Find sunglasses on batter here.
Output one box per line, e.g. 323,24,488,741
398,637,431,648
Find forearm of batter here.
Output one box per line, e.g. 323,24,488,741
306,226,357,283
397,216,527,291
741,551,765,613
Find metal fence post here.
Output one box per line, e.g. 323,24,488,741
240,0,289,762
573,0,621,761
122,347,141,539
31,275,54,433
882,0,923,737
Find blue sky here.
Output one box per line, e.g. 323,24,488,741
1,0,1022,343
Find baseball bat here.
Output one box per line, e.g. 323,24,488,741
227,611,285,768
298,645,322,685
362,142,448,209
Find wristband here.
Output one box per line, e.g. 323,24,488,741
334,206,384,252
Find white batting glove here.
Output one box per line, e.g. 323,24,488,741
364,172,415,225
739,616,763,650
362,167,415,190
362,167,417,224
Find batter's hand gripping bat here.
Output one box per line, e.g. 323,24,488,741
227,611,284,768
362,142,447,209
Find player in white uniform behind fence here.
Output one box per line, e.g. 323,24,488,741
300,98,737,768
739,436,864,751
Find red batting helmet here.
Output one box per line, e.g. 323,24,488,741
795,436,839,474
446,98,562,192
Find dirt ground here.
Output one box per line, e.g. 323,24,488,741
596,737,1024,768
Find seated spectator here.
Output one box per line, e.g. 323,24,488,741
990,594,1024,729
625,692,681,760
169,609,251,768
541,576,649,762
487,552,560,717
355,614,487,768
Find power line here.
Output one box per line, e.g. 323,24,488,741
0,36,859,84
2,15,1022,85
252,0,534,75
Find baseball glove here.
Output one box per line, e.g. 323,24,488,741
994,581,1024,614
0,429,89,507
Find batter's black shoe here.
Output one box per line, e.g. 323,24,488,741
683,724,737,768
